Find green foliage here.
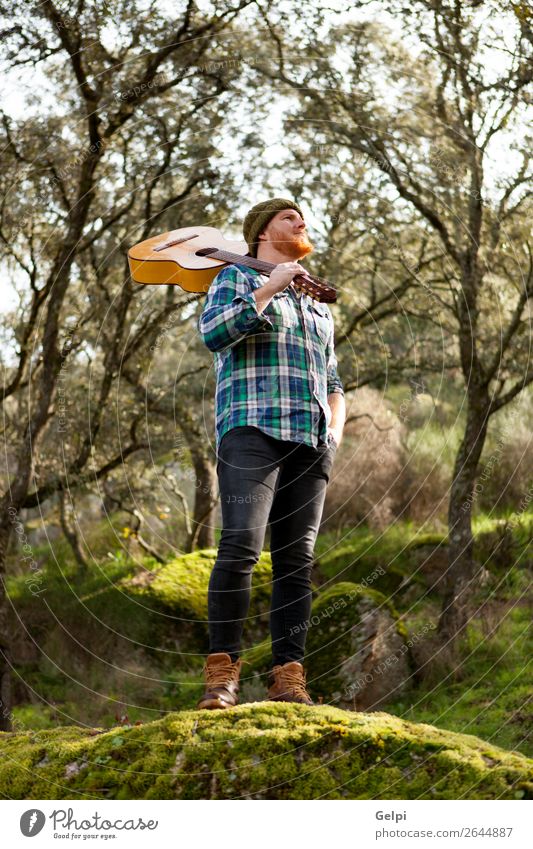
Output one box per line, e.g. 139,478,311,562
406,419,464,472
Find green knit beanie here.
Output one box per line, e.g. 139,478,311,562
242,197,304,257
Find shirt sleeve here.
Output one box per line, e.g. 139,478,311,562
325,320,344,396
198,264,273,353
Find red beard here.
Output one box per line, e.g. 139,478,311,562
268,225,314,259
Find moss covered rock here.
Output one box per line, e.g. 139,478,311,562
121,549,274,644
314,530,449,599
314,537,408,595
1,704,531,800
303,582,411,710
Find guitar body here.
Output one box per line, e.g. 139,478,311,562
128,226,249,292
128,225,337,302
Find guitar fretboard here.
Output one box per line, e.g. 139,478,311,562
196,247,275,275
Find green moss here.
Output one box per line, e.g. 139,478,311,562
1,704,531,800
314,513,533,605
116,549,274,650
130,549,273,623
314,525,444,598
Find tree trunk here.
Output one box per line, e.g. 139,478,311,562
438,396,490,641
189,449,217,551
0,191,100,727
58,492,89,574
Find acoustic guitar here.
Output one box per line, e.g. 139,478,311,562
128,226,337,303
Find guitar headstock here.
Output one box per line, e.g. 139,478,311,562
293,273,337,303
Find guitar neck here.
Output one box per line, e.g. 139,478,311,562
196,247,276,276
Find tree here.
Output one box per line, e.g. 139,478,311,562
0,0,259,730
247,0,532,640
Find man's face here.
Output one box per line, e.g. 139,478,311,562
259,208,314,259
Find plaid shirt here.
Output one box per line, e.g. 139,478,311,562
198,263,344,449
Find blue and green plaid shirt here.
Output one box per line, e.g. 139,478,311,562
198,263,344,449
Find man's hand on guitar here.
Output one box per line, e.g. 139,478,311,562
269,262,306,292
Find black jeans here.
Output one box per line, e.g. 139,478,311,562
208,425,337,667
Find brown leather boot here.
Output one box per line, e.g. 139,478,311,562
266,660,314,705
196,652,242,710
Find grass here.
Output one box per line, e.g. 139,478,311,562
387,592,532,757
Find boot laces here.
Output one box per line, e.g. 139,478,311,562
283,666,310,699
205,658,239,688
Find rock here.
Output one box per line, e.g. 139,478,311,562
9,549,277,673
314,533,449,598
122,548,275,644
241,582,412,712
304,582,411,710
0,705,531,799
316,550,408,596
64,759,88,779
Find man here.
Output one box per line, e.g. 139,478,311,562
197,197,345,709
